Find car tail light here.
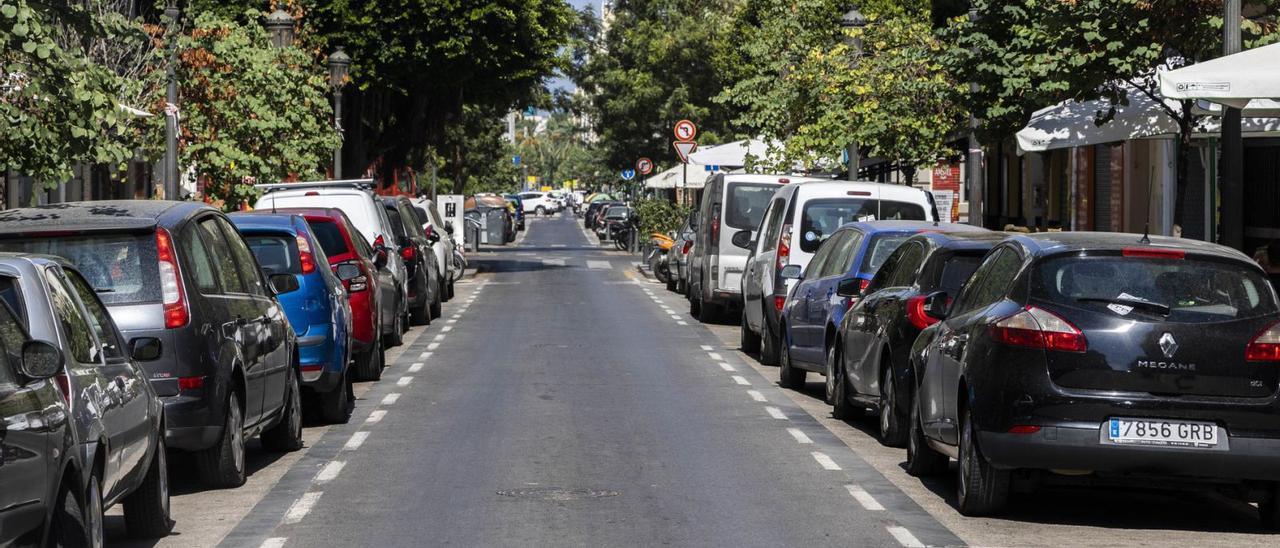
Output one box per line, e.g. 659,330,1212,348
178,376,204,391
845,280,871,312
155,228,189,329
1008,425,1041,434
336,261,369,292
710,214,721,246
847,190,872,196
53,373,70,403
296,235,316,274
682,240,693,254
774,295,786,313
424,225,434,240
401,245,416,261
775,224,791,271
374,234,385,249
1123,247,1186,260
301,364,324,372
990,305,1086,353
907,295,940,330
1246,321,1280,362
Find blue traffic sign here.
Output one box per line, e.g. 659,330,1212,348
513,155,521,166
621,169,636,181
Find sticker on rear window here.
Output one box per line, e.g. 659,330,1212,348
1107,303,1133,316
858,215,876,222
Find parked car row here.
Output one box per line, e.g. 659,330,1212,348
660,174,1280,528
0,180,463,544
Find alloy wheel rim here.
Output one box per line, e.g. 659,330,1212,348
159,439,170,516
290,375,301,436
231,405,245,472
880,373,894,436
959,418,971,498
826,348,838,402
89,480,104,548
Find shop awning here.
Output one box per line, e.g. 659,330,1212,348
645,164,710,189
1160,42,1280,108
688,139,778,168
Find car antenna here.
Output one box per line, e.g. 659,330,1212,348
1139,165,1153,244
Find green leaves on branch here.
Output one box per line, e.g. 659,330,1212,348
634,198,689,237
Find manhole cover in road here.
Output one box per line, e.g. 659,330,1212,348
496,488,620,501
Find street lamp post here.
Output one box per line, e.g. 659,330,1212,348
163,2,180,200
265,9,296,49
328,48,351,179
839,7,866,181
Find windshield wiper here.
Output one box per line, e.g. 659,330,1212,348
1076,296,1170,316
94,288,115,293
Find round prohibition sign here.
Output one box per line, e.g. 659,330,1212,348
673,119,697,141
636,158,654,175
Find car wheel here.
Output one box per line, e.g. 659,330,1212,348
446,280,456,300
878,364,907,447
52,473,98,548
196,391,246,488
122,433,173,538
778,328,806,389
536,206,546,216
665,276,677,292
355,345,384,381
828,344,860,419
262,366,304,452
760,321,781,366
430,290,443,319
697,296,720,323
321,368,354,424
906,388,949,477
410,296,430,325
956,408,1011,516
385,311,404,347
1261,485,1280,530
740,313,761,354
689,289,702,316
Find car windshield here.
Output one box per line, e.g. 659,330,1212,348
1032,255,1279,322
800,199,926,253
859,233,913,274
605,207,628,218
725,183,777,230
0,233,160,305
244,235,299,275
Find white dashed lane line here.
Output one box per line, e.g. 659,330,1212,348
396,376,413,387
700,345,713,351
587,260,612,269
442,326,453,332
732,376,750,386
765,406,787,420
381,393,401,405
427,343,440,351
887,526,924,548
408,363,424,373
365,409,387,423
811,452,842,471
747,390,767,402
718,362,735,372
283,492,322,524
707,352,723,361
260,538,287,548
316,461,345,484
344,431,370,451
433,334,446,342
786,428,813,444
845,485,885,511
677,321,689,326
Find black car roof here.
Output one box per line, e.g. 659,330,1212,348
912,230,1007,252
1008,231,1254,263
0,200,213,234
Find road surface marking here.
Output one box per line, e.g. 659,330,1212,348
845,485,885,511
542,259,565,266
732,375,750,386
397,376,413,386
419,351,433,359
260,538,287,548
366,410,387,423
283,492,322,524
316,461,345,483
551,244,567,248
700,345,714,351
381,393,400,405
707,352,723,360
887,526,924,548
434,334,446,342
765,406,786,420
677,321,689,326
344,431,370,451
446,319,457,324
718,362,735,371
442,326,453,332
811,452,842,470
587,260,612,269
747,390,767,402
670,315,681,320
408,363,424,373
450,315,461,320
427,343,440,350
787,428,813,444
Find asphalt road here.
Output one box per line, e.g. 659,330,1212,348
107,213,1280,547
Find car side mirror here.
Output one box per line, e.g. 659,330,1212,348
336,263,362,281
19,340,63,379
373,248,389,270
731,230,753,250
444,224,455,235
923,291,950,320
836,277,863,298
780,264,803,280
269,273,301,295
129,337,162,362
427,232,441,244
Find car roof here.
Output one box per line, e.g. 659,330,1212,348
785,179,932,201
908,230,1007,252
722,173,819,186
843,220,984,235
228,212,304,233
1008,231,1254,262
0,200,213,234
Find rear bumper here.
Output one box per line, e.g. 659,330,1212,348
161,393,221,451
980,425,1280,482
298,324,344,391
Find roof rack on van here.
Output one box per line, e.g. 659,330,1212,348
255,179,376,193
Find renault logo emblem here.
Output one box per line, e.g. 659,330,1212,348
1159,333,1178,358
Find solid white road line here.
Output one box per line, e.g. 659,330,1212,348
732,375,751,385
811,452,842,471
408,363,424,373
765,406,786,420
700,345,714,351
707,352,723,361
344,431,370,451
365,409,387,423
397,376,413,386
316,461,345,484
381,393,401,405
283,492,322,524
427,343,440,351
887,526,924,548
787,428,813,444
587,260,612,269
718,362,735,371
747,390,767,402
260,538,287,548
845,485,885,511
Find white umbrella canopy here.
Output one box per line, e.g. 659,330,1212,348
688,139,780,167
644,164,710,189
1160,42,1280,108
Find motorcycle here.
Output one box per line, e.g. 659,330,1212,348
646,232,675,283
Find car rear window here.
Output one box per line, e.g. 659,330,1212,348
1032,255,1279,322
385,206,407,238
269,194,375,238
725,183,778,231
859,233,913,274
800,199,927,253
0,234,159,305
244,235,299,275
307,220,349,258
936,253,984,294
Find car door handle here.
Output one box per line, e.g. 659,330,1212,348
235,316,249,327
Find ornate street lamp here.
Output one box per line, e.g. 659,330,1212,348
839,7,866,181
265,9,296,49
328,48,351,179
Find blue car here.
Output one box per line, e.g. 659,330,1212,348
230,212,355,423
777,220,987,388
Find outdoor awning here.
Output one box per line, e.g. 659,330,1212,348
688,139,779,168
1160,42,1280,108
645,164,709,189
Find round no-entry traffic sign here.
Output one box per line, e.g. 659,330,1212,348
673,119,697,141
636,157,654,175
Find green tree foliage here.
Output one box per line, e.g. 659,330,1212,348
634,197,689,236
174,13,338,209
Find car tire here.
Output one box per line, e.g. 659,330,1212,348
53,474,98,548
878,364,907,447
196,391,246,488
355,345,384,381
689,289,702,317
760,322,781,366
828,344,861,419
536,206,546,216
321,368,354,424
446,280,456,301
666,276,677,292
430,290,443,320
956,408,1011,516
740,313,761,354
122,433,173,538
410,297,430,326
906,389,949,477
778,328,806,389
697,296,720,323
262,366,304,452
385,311,404,347
1261,485,1280,530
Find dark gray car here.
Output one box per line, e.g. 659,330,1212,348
0,201,304,489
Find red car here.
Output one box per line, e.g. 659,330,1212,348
277,207,386,381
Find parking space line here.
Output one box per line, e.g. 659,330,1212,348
260,538,287,548
700,345,714,350
718,362,735,371
408,363,424,373
677,321,689,326
397,376,413,386
449,317,459,321
381,393,401,405
811,452,842,470
427,343,440,350
441,326,453,332
283,492,322,524
845,485,885,511
419,351,431,358
747,390,767,402
765,406,786,420
886,526,924,548
433,334,446,342
316,461,345,484
707,352,723,361
670,315,681,320
344,431,370,451
365,410,387,423
787,428,813,444
732,375,750,385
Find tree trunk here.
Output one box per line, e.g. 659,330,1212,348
451,143,465,194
